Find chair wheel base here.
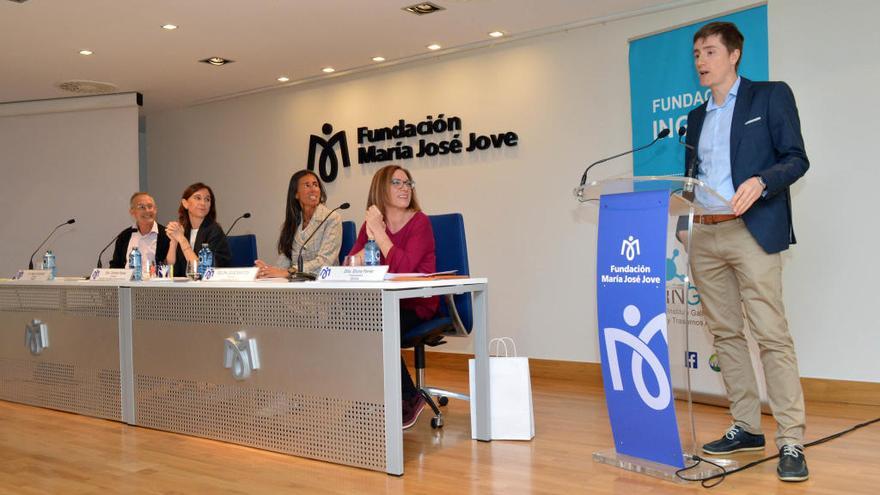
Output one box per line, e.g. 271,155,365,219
431,416,443,429
438,396,449,406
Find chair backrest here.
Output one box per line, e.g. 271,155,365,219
338,220,357,264
227,234,258,267
429,213,473,333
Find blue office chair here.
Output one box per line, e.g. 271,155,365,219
227,234,258,267
338,220,356,264
400,213,472,429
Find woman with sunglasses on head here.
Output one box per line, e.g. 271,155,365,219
165,182,231,277
255,170,342,278
349,164,438,429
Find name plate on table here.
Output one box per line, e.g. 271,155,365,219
12,270,53,281
317,266,389,282
202,267,259,282
89,268,134,281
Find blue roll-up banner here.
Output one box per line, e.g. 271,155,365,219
629,6,768,176
597,190,682,468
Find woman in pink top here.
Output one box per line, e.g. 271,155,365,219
349,165,438,429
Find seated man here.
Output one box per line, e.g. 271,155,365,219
109,192,170,269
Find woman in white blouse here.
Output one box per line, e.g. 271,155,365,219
255,170,342,278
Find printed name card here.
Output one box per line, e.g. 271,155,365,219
12,270,53,281
316,266,389,282
202,267,259,282
89,268,134,281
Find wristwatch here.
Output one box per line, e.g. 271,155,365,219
754,175,767,190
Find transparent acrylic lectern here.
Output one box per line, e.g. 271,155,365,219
574,176,737,482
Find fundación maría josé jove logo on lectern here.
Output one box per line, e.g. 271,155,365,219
307,123,351,183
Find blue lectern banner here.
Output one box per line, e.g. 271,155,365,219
596,190,683,468
628,6,768,176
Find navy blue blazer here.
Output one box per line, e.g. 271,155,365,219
685,77,809,254
109,223,171,269
171,217,232,276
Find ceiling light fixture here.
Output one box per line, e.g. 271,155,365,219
426,44,442,51
79,50,93,56
161,24,178,30
200,57,233,66
488,31,505,38
322,67,335,73
372,56,386,62
403,2,445,15
277,76,290,82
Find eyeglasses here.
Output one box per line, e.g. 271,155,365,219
390,178,415,189
134,203,156,211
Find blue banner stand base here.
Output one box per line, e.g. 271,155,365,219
593,449,738,483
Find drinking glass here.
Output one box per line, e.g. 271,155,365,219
186,260,201,281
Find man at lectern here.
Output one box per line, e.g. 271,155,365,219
684,21,810,482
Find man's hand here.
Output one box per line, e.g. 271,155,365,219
731,177,765,216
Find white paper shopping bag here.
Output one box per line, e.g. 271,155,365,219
470,337,535,440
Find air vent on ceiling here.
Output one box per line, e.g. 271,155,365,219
403,2,445,15
57,80,119,95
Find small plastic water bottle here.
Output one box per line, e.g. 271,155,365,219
198,243,213,277
364,239,380,266
42,250,56,280
129,247,142,281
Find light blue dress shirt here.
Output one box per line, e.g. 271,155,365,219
696,76,740,209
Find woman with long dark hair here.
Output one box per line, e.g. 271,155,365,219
165,182,231,276
348,164,438,429
255,170,342,278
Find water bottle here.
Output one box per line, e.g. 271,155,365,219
364,239,380,266
198,243,213,277
129,247,142,281
42,250,56,280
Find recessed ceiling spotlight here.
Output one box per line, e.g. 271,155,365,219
403,2,445,15
161,24,178,30
426,44,442,51
322,67,335,73
277,76,290,82
200,57,233,66
488,31,505,38
79,49,93,56
372,56,386,62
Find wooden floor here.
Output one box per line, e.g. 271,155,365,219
1,367,878,495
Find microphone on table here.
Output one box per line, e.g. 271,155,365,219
291,202,350,281
96,227,136,268
225,212,252,236
578,127,671,187
28,218,75,269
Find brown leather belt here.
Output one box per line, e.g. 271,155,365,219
694,214,738,225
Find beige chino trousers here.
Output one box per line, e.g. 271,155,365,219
689,218,805,448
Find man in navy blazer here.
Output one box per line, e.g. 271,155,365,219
684,22,809,482
109,192,170,271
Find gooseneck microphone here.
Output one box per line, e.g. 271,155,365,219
579,128,671,186
28,218,75,269
677,126,701,180
96,227,136,268
292,202,350,281
225,212,252,236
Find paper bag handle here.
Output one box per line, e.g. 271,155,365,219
489,337,518,357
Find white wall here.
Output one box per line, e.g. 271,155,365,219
146,0,880,382
0,94,140,277
768,0,880,381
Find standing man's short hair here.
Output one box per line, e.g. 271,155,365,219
693,21,745,71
